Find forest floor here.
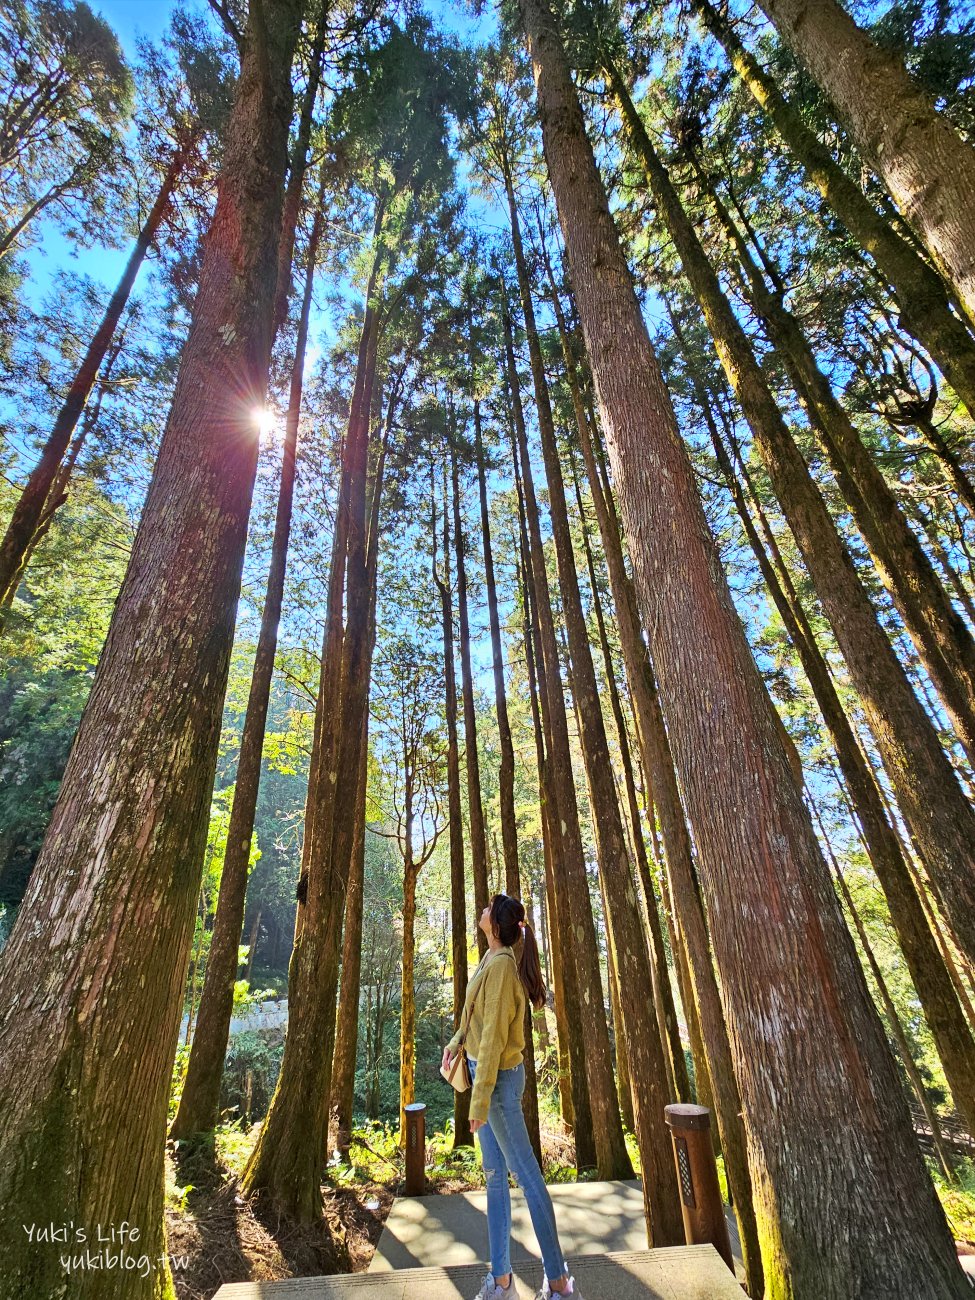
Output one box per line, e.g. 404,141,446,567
163,1117,584,1300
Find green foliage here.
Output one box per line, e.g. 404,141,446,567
932,1158,975,1242
0,0,134,255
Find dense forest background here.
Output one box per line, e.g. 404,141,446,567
3,0,975,1295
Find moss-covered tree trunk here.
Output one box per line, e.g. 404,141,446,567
0,4,301,1294
242,240,381,1221
332,425,389,1155
517,1,970,1292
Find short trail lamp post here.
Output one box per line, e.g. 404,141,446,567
404,1102,427,1195
664,1103,735,1274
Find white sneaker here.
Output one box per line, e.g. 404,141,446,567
474,1273,515,1299
536,1277,580,1299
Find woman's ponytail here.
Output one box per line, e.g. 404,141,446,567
517,919,547,1011
490,892,548,1010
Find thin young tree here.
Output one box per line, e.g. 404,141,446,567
451,436,491,956
434,451,474,1149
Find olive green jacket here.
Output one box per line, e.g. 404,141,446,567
447,947,525,1123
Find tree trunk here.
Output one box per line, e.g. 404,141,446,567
755,0,975,330
693,0,975,415
272,0,328,336
243,230,382,1220
436,470,473,1148
3,326,127,597
700,372,975,1141
504,296,632,1183
603,871,636,1133
400,864,419,1144
814,803,957,1181
696,159,975,767
516,453,592,1162
0,139,190,614
171,190,326,1142
508,178,679,1238
518,1,970,1292
452,441,490,957
0,4,301,1293
244,907,262,985
332,429,388,1156
474,402,520,895
617,83,975,974
565,425,690,1107
543,257,763,1292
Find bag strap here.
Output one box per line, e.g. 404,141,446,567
458,949,517,1045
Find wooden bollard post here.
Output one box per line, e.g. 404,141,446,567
664,1103,735,1273
404,1102,426,1195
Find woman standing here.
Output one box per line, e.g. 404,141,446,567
442,893,583,1299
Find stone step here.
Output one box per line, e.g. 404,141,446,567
213,1244,743,1298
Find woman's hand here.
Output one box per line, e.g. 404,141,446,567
470,1119,485,1133
442,1046,454,1073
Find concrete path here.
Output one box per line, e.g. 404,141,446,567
371,1180,744,1283
214,1244,743,1298
371,1179,648,1273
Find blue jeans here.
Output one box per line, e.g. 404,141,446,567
468,1058,568,1282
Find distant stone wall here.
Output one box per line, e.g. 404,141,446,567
180,998,289,1042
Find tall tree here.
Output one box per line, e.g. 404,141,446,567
474,397,519,893
243,19,466,1216
0,1,303,1292
504,292,633,1183
691,0,975,417
512,374,595,1166
451,436,490,957
689,335,975,1143
605,55,975,974
508,178,682,1240
516,1,970,1292
688,152,975,768
434,453,474,1148
0,0,133,257
171,177,327,1142
0,135,191,613
754,0,975,329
